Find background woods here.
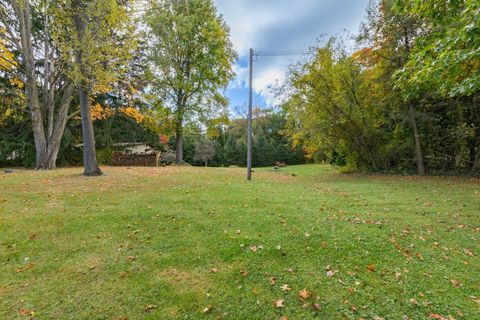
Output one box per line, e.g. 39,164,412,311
0,0,479,176
282,0,480,175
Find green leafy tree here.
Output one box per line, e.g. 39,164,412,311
51,0,137,175
358,0,426,175
283,40,385,171
0,0,76,169
394,0,480,98
145,0,236,164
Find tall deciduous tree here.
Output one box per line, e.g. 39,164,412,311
51,0,137,175
145,0,236,164
0,0,76,169
358,0,425,175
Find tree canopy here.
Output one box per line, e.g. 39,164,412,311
145,0,236,164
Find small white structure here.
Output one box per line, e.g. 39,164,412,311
74,142,157,154
114,142,156,154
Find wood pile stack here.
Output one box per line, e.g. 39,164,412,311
111,152,160,167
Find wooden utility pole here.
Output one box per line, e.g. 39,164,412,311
247,48,253,180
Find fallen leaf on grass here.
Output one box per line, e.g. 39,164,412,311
429,314,446,319
299,288,311,299
326,270,336,277
126,256,136,261
273,299,285,308
312,303,321,311
464,248,474,256
270,276,277,285
145,304,156,312
210,268,218,273
450,279,460,287
240,269,248,277
202,305,213,314
16,263,34,273
19,309,35,316
367,264,375,272
280,284,292,292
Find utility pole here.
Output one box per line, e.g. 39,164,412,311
247,48,253,181
245,48,308,180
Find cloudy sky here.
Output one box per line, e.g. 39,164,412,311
212,0,370,112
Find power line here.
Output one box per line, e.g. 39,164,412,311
254,49,313,57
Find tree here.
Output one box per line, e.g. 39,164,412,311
51,0,137,175
283,41,385,171
145,0,236,164
194,139,215,167
0,0,76,169
358,0,426,175
394,0,480,98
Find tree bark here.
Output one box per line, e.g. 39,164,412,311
175,105,184,164
78,83,102,176
72,0,101,176
7,0,74,170
410,105,426,176
175,131,183,164
471,146,480,175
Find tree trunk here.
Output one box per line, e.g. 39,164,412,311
8,0,75,170
410,105,426,176
175,131,183,164
471,146,480,175
78,84,102,176
175,105,184,164
73,0,101,176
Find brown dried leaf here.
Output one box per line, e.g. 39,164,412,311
202,305,213,314
145,304,157,312
19,309,35,316
273,299,285,308
299,288,311,299
280,284,292,292
450,279,460,287
16,263,34,273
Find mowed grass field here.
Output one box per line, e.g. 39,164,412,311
0,165,479,320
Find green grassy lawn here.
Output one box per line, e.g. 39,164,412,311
0,165,479,319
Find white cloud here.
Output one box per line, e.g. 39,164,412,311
214,0,370,107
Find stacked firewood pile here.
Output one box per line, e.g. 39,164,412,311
111,151,160,167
